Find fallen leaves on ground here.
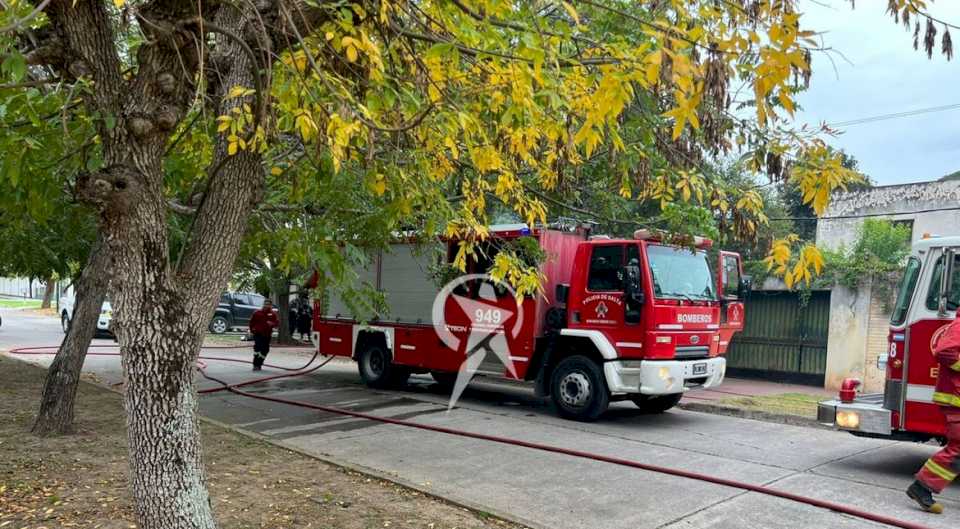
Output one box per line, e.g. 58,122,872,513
0,357,525,529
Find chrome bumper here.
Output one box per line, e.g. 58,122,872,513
604,357,726,395
818,393,891,435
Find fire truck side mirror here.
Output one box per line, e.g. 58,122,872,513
555,284,569,304
624,265,644,304
738,275,753,300
939,249,956,316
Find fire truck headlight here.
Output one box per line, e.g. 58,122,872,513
656,336,672,344
836,410,860,430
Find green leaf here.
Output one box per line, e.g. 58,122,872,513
425,43,455,60
2,53,27,83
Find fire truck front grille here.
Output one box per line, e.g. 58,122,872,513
883,379,903,411
675,346,710,359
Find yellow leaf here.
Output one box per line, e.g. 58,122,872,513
270,166,283,176
427,84,441,103
780,91,795,116
227,142,237,156
561,1,580,25
227,85,252,99
372,174,386,196
346,45,358,63
113,0,125,7
443,137,459,160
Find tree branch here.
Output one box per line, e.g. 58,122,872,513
0,0,52,34
46,0,124,158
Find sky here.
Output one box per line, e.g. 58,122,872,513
791,1,960,186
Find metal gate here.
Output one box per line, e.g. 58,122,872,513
725,290,831,386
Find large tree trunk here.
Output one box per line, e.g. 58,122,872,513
41,0,273,524
102,6,261,528
32,236,109,436
40,276,56,309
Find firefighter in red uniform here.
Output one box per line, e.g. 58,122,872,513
249,298,279,371
907,315,960,514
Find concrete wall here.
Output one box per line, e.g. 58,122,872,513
822,279,892,392
817,179,960,390
864,292,891,393
824,283,871,390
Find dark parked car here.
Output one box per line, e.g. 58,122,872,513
209,292,268,334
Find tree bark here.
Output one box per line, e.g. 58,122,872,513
40,276,56,309
32,236,109,436
105,5,261,528
34,0,286,525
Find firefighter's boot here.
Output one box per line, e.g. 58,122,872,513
906,480,944,514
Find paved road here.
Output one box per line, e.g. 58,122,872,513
2,307,958,529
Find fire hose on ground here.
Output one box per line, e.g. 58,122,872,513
6,344,938,529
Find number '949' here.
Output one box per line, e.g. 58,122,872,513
475,309,502,324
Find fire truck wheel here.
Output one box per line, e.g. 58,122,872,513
430,371,458,391
630,393,683,414
358,344,408,388
551,355,609,422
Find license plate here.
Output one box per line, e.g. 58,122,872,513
692,362,707,376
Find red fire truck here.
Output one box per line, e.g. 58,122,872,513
819,235,960,441
313,224,748,421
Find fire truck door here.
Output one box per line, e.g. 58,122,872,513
717,251,746,354
901,248,959,436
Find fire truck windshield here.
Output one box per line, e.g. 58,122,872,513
647,245,716,301
891,257,921,326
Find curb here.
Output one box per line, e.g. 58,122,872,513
199,414,546,529
678,401,828,430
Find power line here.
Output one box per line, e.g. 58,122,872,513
828,103,960,128
770,205,960,222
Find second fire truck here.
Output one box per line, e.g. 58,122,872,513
820,235,960,441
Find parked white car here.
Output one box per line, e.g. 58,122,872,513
59,295,113,337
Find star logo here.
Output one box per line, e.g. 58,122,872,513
731,304,742,322
432,274,525,410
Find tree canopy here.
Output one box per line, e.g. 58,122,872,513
1,1,953,294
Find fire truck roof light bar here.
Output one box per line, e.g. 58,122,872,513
633,229,714,250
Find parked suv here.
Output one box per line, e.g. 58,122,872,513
209,292,268,334
59,295,113,337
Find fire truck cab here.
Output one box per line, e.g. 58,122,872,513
819,235,960,442
314,224,748,421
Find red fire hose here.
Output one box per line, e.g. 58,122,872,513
7,345,938,529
